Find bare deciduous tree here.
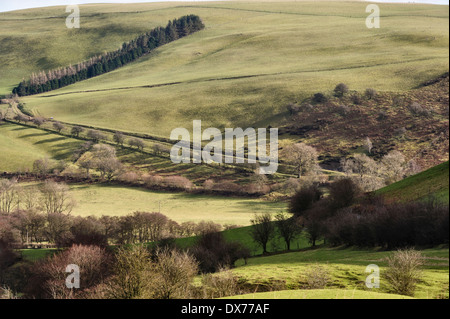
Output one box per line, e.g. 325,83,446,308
113,131,125,146
275,213,300,251
385,249,424,297
381,150,407,184
250,213,275,254
71,126,84,137
284,143,320,178
0,179,19,214
53,122,64,133
150,249,198,299
87,130,106,143
40,180,75,215
128,138,145,151
341,154,384,191
108,245,151,299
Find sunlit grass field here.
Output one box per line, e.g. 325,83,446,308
230,246,449,299
0,121,83,172
68,183,287,225
222,289,413,299
0,1,445,137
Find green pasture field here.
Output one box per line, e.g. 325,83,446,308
0,1,445,138
68,183,287,225
230,246,449,299
0,121,83,172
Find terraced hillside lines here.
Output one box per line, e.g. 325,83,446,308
0,121,83,172
2,1,445,138
376,161,450,203
33,56,440,99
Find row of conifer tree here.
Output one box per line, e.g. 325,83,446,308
13,15,204,96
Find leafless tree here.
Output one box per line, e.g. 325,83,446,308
341,154,384,191
40,180,75,215
32,117,45,127
0,179,19,214
284,143,320,178
275,212,301,251
150,248,198,299
71,126,84,138
113,131,125,146
87,130,106,143
53,122,64,133
381,150,407,184
250,213,275,254
108,245,151,299
128,138,145,151
385,249,424,297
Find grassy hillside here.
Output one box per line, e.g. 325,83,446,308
67,183,286,225
230,246,449,299
1,1,445,138
0,121,83,172
223,289,413,299
376,161,449,203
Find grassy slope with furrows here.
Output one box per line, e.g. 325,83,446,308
0,121,83,172
0,1,445,139
376,161,449,203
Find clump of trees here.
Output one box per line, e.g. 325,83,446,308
191,232,250,273
285,173,449,249
325,197,449,248
340,150,420,191
76,143,122,180
13,15,205,96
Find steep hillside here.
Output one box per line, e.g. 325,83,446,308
376,161,449,203
0,1,445,139
282,73,449,170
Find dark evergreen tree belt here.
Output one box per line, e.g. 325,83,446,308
13,15,204,96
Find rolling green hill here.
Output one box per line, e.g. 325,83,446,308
376,161,449,203
229,246,449,299
0,1,447,139
222,289,414,299
0,121,83,172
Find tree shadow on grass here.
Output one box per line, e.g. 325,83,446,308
11,126,29,131
19,132,51,139
33,137,67,145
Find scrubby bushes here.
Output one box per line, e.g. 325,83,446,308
408,102,431,117
313,92,328,103
24,244,111,299
288,185,322,217
192,232,250,273
334,83,349,97
385,249,424,296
